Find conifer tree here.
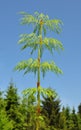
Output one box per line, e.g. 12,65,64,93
15,12,63,130
77,103,81,130
20,94,36,130
59,106,66,130
0,91,13,130
0,91,5,109
0,109,13,130
69,107,79,130
42,94,61,129
78,103,81,117
65,106,71,129
5,82,22,130
60,106,71,130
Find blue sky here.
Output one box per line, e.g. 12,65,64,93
0,0,81,110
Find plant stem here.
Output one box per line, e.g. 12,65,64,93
36,20,43,130
36,44,41,130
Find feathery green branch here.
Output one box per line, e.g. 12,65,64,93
18,33,64,55
22,87,57,98
20,11,63,35
15,59,63,77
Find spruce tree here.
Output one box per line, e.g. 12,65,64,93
78,103,81,117
77,103,81,130
5,82,22,130
20,94,36,130
59,106,66,130
60,106,71,130
0,91,5,109
69,107,79,130
0,91,13,130
65,106,71,129
42,94,61,129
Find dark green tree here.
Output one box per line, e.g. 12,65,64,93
0,91,13,130
59,106,71,130
59,106,66,130
69,107,79,130
78,103,81,117
65,106,71,129
0,109,13,130
77,103,81,130
41,94,61,129
5,82,22,130
0,91,5,110
20,94,37,130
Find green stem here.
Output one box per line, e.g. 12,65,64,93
36,21,42,130
37,43,41,110
36,45,40,130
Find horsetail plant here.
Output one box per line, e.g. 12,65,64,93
15,12,64,130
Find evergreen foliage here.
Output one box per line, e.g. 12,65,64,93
42,96,61,129
70,107,79,130
0,90,13,130
0,109,13,130
5,82,23,130
78,103,81,117
0,86,81,130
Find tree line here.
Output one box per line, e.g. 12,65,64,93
0,82,81,130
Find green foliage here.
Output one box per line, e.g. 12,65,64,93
0,91,13,130
5,82,23,130
69,108,79,130
41,61,63,77
15,58,63,77
78,103,81,116
5,82,19,112
21,95,37,130
1,86,81,130
18,33,38,54
77,103,81,130
0,109,13,130
20,11,38,25
15,12,63,89
20,11,63,34
0,91,5,110
22,87,37,96
40,87,57,98
15,58,38,75
18,33,63,55
42,37,64,53
22,87,57,99
15,11,64,130
42,95,61,129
